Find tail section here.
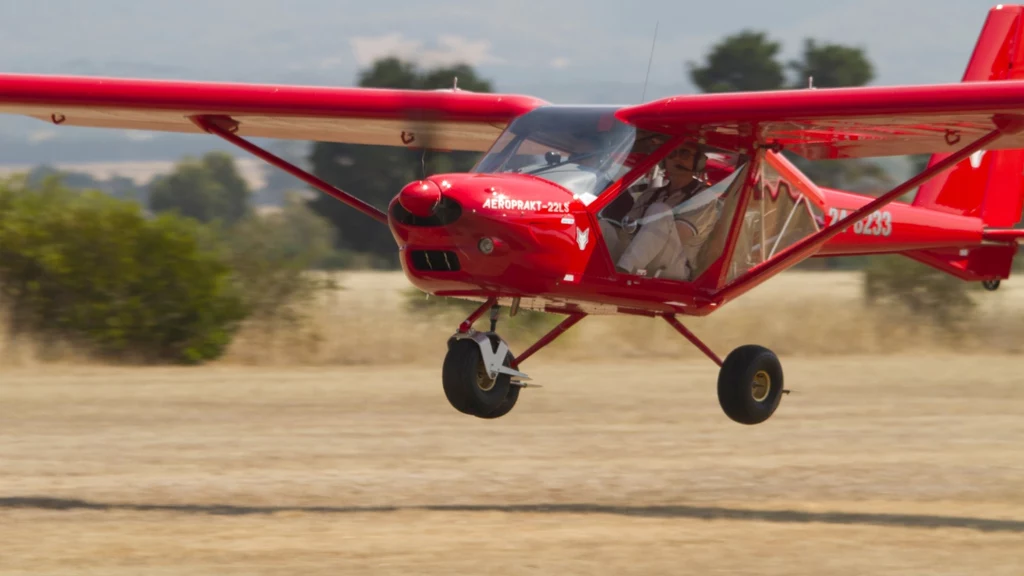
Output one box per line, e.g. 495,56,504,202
913,4,1024,228
905,6,1024,284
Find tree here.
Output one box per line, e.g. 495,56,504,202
253,140,311,206
148,151,251,225
24,165,146,203
788,39,874,89
688,31,786,93
307,57,494,265
787,39,883,190
26,165,102,190
688,32,875,93
689,32,886,190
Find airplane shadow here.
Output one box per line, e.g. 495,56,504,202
2,496,1023,533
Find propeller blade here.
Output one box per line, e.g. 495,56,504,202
399,94,447,179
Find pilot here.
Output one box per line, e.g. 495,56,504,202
607,141,719,280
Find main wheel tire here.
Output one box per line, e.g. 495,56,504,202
442,338,512,417
717,344,784,425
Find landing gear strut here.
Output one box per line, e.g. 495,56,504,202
663,314,785,425
442,298,585,418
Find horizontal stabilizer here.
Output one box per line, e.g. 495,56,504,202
903,244,1017,282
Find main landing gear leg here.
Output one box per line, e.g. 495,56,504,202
442,299,585,419
663,314,786,425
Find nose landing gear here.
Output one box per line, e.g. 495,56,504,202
440,298,583,419
443,334,523,419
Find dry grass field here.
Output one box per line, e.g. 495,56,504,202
2,271,1024,573
2,356,1024,574
7,267,1024,368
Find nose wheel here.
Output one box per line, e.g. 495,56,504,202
442,334,523,419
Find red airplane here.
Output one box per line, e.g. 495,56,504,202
2,5,1024,425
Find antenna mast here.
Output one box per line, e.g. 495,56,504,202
640,21,659,103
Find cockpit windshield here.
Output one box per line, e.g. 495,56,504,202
472,106,652,202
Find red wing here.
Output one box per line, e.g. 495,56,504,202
616,80,1024,159
0,73,548,151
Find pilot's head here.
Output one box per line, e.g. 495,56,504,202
663,141,706,184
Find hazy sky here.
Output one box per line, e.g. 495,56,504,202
0,0,1012,161
0,0,1009,99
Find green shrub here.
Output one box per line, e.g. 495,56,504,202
862,254,977,328
221,194,339,330
0,177,246,363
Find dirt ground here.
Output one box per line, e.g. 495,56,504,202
2,355,1023,574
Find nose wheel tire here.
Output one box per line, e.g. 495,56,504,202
717,345,784,425
477,380,520,419
442,337,519,418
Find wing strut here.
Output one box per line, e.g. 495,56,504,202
716,117,1024,304
190,114,389,225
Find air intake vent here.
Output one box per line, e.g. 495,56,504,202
410,250,461,271
391,197,461,226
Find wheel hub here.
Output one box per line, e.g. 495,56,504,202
751,370,771,402
475,360,496,391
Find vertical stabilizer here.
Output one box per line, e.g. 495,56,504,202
913,5,1024,228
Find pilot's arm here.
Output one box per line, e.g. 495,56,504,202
674,200,719,246
674,219,699,242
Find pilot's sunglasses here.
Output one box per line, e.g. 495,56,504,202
668,148,695,158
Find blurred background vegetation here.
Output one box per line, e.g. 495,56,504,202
0,30,1015,364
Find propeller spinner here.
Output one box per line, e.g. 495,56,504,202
398,179,442,217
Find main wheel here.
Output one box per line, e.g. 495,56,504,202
442,337,516,418
983,279,1001,291
717,345,784,425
